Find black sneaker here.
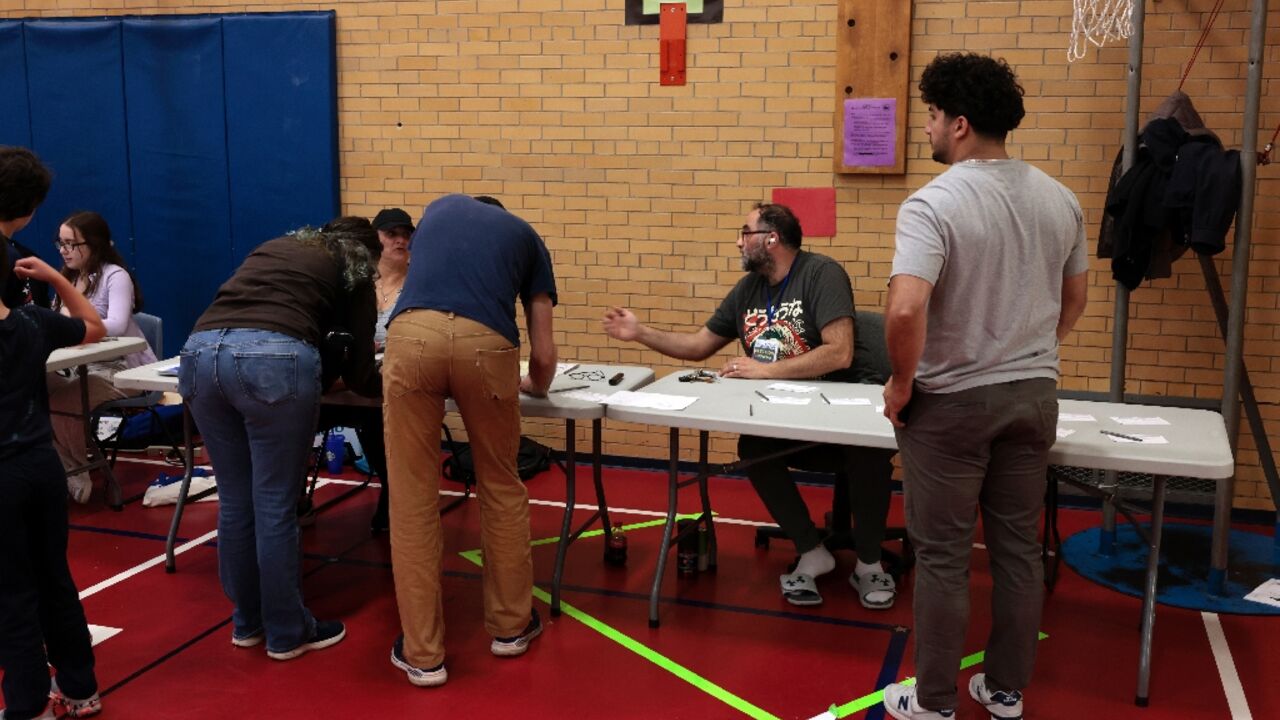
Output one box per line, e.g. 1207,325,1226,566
490,607,543,657
267,620,346,661
390,635,448,687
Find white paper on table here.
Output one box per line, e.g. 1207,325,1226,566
767,382,816,393
157,363,180,377
828,397,873,406
1244,578,1280,608
1111,416,1170,426
875,405,885,414
760,395,811,405
1056,428,1076,438
603,390,699,411
1059,413,1095,422
561,390,610,403
1104,433,1169,444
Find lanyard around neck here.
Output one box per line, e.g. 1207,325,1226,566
764,269,793,326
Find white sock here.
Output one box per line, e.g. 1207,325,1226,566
854,559,895,604
794,545,835,578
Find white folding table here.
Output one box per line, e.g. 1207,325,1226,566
114,358,654,616
605,371,1233,706
48,336,148,509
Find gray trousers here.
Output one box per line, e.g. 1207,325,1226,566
738,435,894,564
894,378,1057,710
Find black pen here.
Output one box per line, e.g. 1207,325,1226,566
819,393,831,404
608,372,625,386
754,389,769,402
1100,429,1144,442
749,404,753,417
550,384,590,393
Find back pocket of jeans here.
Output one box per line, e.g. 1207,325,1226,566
476,346,518,402
232,352,297,406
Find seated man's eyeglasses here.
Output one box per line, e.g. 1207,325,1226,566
740,227,772,240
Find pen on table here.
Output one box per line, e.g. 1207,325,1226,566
608,372,625,386
754,389,769,402
819,392,830,404
749,403,753,417
550,384,590,393
1100,429,1144,442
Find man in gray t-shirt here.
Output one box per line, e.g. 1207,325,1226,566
880,54,1088,720
603,202,897,611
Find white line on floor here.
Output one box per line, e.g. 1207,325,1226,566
79,529,219,600
1202,611,1253,719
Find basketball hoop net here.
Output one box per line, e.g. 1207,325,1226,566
1068,0,1135,62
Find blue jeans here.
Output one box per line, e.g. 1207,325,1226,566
180,329,322,653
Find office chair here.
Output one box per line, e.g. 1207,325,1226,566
752,310,914,579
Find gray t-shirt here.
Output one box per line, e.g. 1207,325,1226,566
892,159,1088,393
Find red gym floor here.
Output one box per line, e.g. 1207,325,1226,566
6,453,1278,719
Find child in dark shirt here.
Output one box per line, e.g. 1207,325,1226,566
0,146,107,720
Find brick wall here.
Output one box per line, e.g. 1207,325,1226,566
6,0,1279,510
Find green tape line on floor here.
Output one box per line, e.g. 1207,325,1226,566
460,528,780,720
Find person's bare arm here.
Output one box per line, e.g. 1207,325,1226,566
15,256,105,343
1057,271,1088,342
720,316,853,380
602,305,731,361
521,293,557,397
883,274,933,428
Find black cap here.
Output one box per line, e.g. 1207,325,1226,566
372,208,414,232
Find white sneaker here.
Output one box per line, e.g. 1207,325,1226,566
883,683,955,719
969,673,1024,719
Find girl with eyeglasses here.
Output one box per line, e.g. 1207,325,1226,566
48,211,156,504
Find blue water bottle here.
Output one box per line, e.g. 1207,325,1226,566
325,433,346,474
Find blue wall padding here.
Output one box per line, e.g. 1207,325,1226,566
0,12,339,355
0,23,33,163
124,16,233,349
223,13,340,258
25,20,133,269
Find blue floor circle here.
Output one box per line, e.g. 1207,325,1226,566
1060,524,1280,615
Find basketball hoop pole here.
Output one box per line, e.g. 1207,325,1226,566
1101,0,1144,560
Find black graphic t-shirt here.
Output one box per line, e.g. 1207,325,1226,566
705,251,856,381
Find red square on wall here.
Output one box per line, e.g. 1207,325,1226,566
771,187,837,237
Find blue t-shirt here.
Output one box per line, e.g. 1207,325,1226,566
1,305,86,459
392,194,558,346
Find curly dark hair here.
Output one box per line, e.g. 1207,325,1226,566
919,53,1025,139
752,202,803,249
0,146,52,222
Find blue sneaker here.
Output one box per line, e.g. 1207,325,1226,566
390,635,448,687
883,683,955,720
266,619,346,661
969,673,1024,719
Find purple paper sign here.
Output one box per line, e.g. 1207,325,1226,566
843,98,897,167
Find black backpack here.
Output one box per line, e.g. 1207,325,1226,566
442,436,553,485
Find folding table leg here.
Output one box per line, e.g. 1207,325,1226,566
649,428,681,628
551,419,577,616
1135,474,1167,706
697,431,716,571
165,406,197,573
